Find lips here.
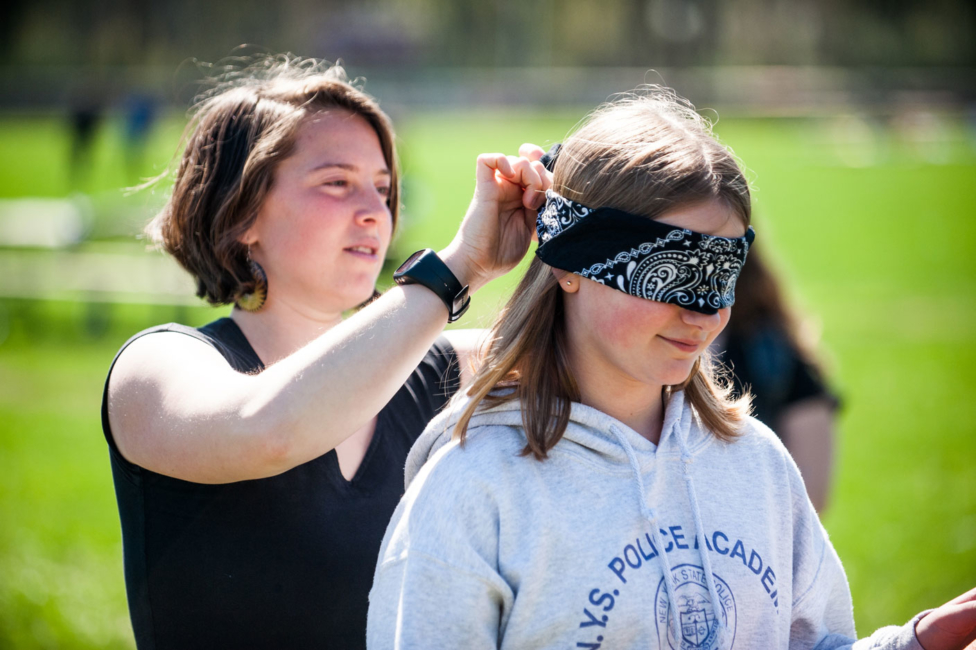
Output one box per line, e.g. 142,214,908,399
343,241,380,259
659,336,704,353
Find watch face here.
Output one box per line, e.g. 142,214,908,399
396,249,428,276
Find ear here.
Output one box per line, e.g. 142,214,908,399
238,224,259,247
551,268,580,293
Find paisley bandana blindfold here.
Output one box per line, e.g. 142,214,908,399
535,190,755,315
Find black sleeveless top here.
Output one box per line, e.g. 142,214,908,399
101,318,460,649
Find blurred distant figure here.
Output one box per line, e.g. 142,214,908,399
712,243,839,513
69,96,102,189
123,93,157,181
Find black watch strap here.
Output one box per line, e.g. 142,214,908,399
393,249,471,323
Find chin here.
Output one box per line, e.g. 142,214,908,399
659,364,698,387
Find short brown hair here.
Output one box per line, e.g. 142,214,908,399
147,57,400,305
456,88,753,457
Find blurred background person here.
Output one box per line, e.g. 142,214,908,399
122,92,157,183
68,88,102,190
712,243,839,513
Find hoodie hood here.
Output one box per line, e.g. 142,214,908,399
404,389,732,648
406,389,714,488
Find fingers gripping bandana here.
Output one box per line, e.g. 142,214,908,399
535,190,755,314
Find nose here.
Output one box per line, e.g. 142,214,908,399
354,186,392,227
680,307,724,332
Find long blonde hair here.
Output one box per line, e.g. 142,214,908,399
456,88,753,458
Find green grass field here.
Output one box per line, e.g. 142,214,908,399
1,108,974,648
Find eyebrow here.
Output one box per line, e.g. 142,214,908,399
310,162,391,177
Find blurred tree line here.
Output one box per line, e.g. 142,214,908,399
1,0,973,70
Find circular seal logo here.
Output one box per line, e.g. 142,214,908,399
654,564,737,650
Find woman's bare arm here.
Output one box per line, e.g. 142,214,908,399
777,397,836,513
110,282,461,483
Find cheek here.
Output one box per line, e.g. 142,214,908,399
261,223,320,265
579,288,673,348
599,303,646,347
260,195,345,256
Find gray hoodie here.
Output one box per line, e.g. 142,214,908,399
367,391,925,649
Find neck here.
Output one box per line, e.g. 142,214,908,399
231,292,344,365
568,352,665,445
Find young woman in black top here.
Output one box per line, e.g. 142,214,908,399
101,58,550,649
711,244,840,512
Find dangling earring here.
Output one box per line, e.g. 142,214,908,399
236,251,268,312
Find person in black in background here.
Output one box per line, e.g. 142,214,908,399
122,92,157,182
101,57,549,649
712,243,839,512
68,91,102,189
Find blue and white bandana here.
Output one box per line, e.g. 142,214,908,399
535,190,755,314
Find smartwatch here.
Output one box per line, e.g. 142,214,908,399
393,249,471,323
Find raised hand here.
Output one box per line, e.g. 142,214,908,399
440,148,552,293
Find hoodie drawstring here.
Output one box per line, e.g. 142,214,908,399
610,418,729,650
609,424,682,641
679,442,729,648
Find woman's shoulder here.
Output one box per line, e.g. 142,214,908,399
111,318,260,377
102,321,254,464
119,321,209,351
110,322,218,378
104,319,258,439
114,319,227,354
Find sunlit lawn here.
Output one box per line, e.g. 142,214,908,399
1,108,974,647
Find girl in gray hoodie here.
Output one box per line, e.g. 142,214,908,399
367,89,976,650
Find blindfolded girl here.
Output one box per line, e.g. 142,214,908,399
367,89,976,650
